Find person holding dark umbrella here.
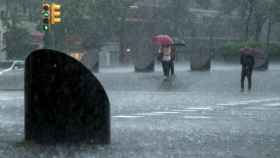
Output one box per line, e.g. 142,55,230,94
240,47,255,92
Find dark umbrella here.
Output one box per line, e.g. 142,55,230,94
240,47,267,68
240,48,264,58
172,43,186,47
172,38,186,47
240,48,253,56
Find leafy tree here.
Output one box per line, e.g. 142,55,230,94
0,0,39,59
157,0,192,38
220,0,274,42
195,0,212,9
4,27,35,59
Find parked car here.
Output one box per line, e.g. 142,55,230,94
0,60,24,90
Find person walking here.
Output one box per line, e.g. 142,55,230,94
240,48,255,92
158,45,172,80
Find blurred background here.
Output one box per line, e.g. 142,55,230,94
1,0,280,66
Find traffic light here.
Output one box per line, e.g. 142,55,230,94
42,3,50,31
50,3,61,25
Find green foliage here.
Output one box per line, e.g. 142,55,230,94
195,0,211,9
221,41,264,56
219,0,275,41
50,0,136,50
221,40,280,57
221,42,242,56
158,0,191,37
4,27,35,60
268,43,280,57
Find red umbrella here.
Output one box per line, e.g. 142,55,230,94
152,35,174,46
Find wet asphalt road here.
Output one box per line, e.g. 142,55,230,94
0,63,280,158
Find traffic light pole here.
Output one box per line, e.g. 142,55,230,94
42,1,61,49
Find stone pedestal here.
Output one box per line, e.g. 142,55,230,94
190,50,211,71
80,48,99,73
134,41,155,72
25,49,110,144
254,49,269,71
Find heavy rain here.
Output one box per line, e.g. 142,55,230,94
0,0,280,157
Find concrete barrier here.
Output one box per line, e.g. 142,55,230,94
134,35,155,72
80,48,99,73
253,48,269,71
190,50,211,71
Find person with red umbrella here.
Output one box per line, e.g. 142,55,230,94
152,35,175,80
240,46,255,92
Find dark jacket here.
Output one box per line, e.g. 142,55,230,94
240,54,255,68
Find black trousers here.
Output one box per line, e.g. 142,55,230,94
162,61,174,77
170,61,174,75
241,67,253,90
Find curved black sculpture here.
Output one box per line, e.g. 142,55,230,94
24,49,110,144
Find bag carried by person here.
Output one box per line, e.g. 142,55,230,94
157,52,163,61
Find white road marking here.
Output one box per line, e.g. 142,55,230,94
263,103,280,107
245,107,274,110
217,98,280,106
184,116,211,119
185,107,213,110
0,96,23,101
135,111,179,116
135,112,163,116
217,102,249,106
114,107,213,119
172,109,199,112
112,115,144,118
152,111,180,114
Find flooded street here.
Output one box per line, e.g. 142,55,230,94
0,63,279,158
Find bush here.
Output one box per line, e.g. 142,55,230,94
267,43,280,57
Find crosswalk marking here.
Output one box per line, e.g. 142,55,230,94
263,103,280,107
149,111,180,114
113,115,144,118
183,116,211,119
113,107,212,119
185,107,213,110
135,112,163,116
113,99,280,120
0,96,24,101
217,98,280,106
172,109,199,112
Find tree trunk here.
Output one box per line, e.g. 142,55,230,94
255,20,264,42
266,18,272,54
245,2,254,41
119,11,127,64
173,0,180,37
